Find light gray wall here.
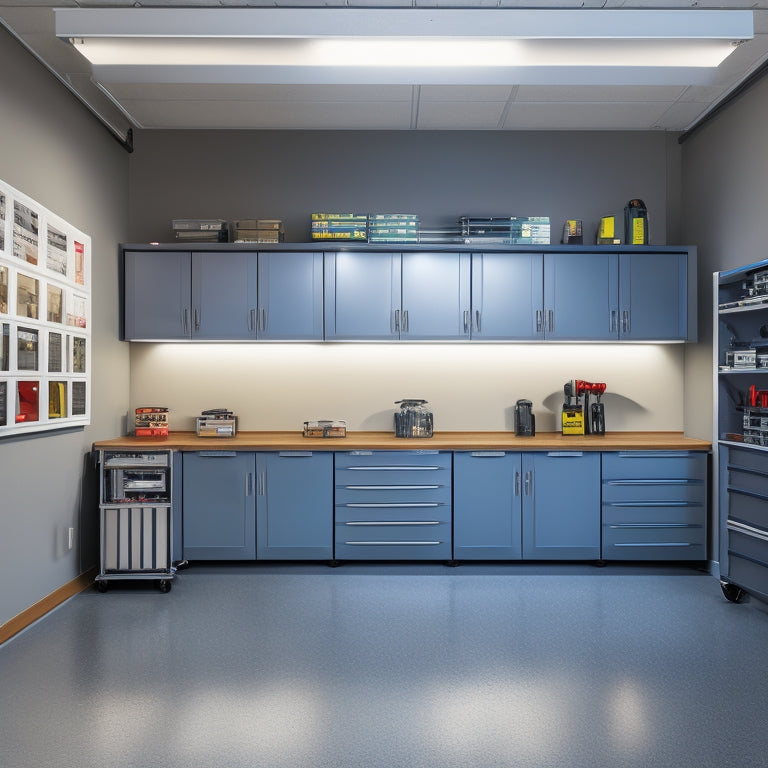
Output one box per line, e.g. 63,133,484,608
0,28,129,629
681,77,768,441
128,129,676,246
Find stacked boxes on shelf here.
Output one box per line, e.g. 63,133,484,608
459,216,551,245
311,213,367,241
172,219,229,243
368,214,420,243
232,219,284,243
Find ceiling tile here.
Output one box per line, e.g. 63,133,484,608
416,99,507,129
502,101,674,130
419,85,515,102
515,84,687,103
123,98,415,130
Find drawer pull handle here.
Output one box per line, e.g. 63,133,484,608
728,520,768,543
344,485,441,490
278,452,313,457
605,479,698,486
469,452,506,458
616,451,690,458
344,521,440,526
343,541,442,546
613,542,691,548
605,501,699,508
546,452,583,457
608,523,695,529
343,502,440,508
345,466,443,471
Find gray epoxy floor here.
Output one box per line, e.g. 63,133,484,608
2,562,768,768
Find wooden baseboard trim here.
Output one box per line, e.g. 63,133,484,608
0,568,97,645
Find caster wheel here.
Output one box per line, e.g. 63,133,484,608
595,559,607,568
158,580,172,593
720,581,744,603
95,581,108,593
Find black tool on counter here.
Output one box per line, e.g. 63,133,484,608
514,399,536,436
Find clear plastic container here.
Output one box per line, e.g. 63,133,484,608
394,399,434,438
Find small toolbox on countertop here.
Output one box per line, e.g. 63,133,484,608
196,408,237,437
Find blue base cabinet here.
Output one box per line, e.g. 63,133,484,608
522,452,601,560
182,451,256,560
256,451,333,560
602,451,706,561
334,450,452,559
453,451,522,559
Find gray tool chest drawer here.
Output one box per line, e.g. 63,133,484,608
723,446,768,600
334,450,452,560
601,451,707,560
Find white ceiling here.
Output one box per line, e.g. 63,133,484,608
2,0,768,143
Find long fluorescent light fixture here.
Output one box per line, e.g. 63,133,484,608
55,8,754,87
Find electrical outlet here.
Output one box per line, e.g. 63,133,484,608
67,526,75,551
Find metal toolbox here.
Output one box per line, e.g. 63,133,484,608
196,416,237,437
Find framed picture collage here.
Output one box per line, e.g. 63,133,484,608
0,179,91,436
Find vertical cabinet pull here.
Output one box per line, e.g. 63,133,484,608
474,310,481,333
524,470,533,496
548,309,554,333
463,310,470,334
246,472,253,496
182,308,189,335
622,309,630,333
610,309,617,333
515,470,521,497
249,308,256,332
402,310,409,333
194,308,201,331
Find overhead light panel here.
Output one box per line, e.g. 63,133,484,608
56,8,754,87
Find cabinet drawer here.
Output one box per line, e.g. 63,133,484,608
727,466,768,500
602,503,704,526
727,488,768,530
602,451,706,481
335,504,451,524
336,484,451,506
335,522,451,560
725,446,768,475
602,525,705,560
602,480,705,504
335,451,451,470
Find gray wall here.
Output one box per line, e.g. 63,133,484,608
128,129,678,246
681,78,768,441
0,28,129,629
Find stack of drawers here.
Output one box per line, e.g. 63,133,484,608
334,451,452,560
601,451,707,560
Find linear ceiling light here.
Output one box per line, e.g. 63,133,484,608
55,8,754,87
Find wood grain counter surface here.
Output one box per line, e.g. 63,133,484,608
92,431,711,452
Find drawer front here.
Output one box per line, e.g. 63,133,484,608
727,466,768,501
727,553,768,602
728,524,768,566
335,503,450,524
602,503,704,526
726,446,768,475
335,450,452,471
602,451,707,481
602,525,705,560
727,487,768,530
336,484,451,507
602,480,705,504
335,521,452,560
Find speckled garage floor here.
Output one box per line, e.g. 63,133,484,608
1,562,766,768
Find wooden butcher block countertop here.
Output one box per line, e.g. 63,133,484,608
92,431,711,452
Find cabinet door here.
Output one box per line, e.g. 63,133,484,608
543,252,618,340
258,252,324,340
522,451,600,559
124,250,191,340
619,252,687,340
256,451,333,559
324,251,401,340
400,252,470,340
471,252,544,340
182,452,256,560
192,252,257,340
453,451,522,559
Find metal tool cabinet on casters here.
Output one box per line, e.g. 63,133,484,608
95,449,176,593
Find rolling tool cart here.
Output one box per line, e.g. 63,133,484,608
95,449,176,592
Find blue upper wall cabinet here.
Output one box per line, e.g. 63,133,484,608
124,249,323,341
123,245,695,343
471,252,544,340
324,251,470,341
618,252,687,340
